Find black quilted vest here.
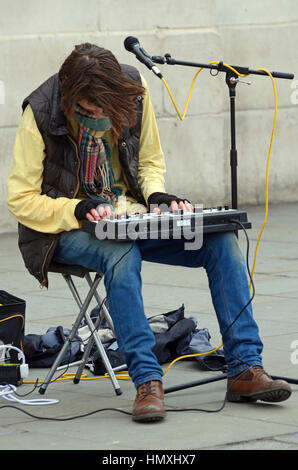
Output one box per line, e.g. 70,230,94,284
18,64,144,287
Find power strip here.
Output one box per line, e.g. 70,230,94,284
0,344,29,386
0,344,59,406
0,363,29,386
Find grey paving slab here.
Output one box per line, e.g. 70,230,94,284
207,438,298,450
142,284,213,313
1,404,296,451
252,297,298,320
273,433,298,444
250,277,298,297
255,317,298,337
141,261,210,289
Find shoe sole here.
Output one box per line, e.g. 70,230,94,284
227,386,292,403
132,412,166,423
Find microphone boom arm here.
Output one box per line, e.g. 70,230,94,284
152,53,294,80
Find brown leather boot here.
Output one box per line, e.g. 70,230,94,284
132,380,166,422
227,366,292,403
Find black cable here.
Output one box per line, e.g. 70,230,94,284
221,220,255,340
0,404,132,421
11,378,40,397
166,368,252,414
0,371,250,421
211,220,257,374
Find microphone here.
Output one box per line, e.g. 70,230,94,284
124,36,163,78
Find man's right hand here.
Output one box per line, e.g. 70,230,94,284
74,199,114,221
87,204,114,221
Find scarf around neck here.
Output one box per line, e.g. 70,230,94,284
76,107,120,206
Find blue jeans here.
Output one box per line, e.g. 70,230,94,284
53,230,263,388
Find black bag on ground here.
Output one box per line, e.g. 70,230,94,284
0,291,26,363
23,326,83,368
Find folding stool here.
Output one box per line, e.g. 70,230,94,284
38,262,123,396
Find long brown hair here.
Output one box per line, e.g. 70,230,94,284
58,43,145,141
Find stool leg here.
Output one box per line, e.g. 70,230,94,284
85,272,115,333
73,308,126,388
38,304,87,395
63,274,83,309
73,298,105,384
73,336,95,383
82,310,122,396
74,273,123,394
39,274,101,395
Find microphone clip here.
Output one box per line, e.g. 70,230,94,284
151,56,165,65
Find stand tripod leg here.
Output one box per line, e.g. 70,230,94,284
164,373,298,395
164,373,227,394
271,376,298,385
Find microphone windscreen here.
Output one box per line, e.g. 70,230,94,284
124,36,139,52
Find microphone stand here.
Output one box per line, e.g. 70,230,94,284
149,54,298,394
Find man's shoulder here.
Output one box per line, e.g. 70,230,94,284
120,63,141,83
22,74,59,113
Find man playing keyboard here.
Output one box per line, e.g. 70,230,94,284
7,43,291,423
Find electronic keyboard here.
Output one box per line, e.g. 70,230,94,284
81,206,251,241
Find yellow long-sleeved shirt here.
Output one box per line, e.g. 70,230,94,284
7,75,166,234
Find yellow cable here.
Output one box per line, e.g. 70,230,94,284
161,66,204,120
163,345,224,375
23,370,131,385
161,61,250,121
248,68,278,288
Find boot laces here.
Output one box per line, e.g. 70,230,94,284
137,381,158,399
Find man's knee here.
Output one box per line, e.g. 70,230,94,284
102,241,141,278
203,232,244,264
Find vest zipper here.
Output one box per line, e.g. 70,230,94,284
40,134,81,287
40,238,56,288
67,134,81,197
